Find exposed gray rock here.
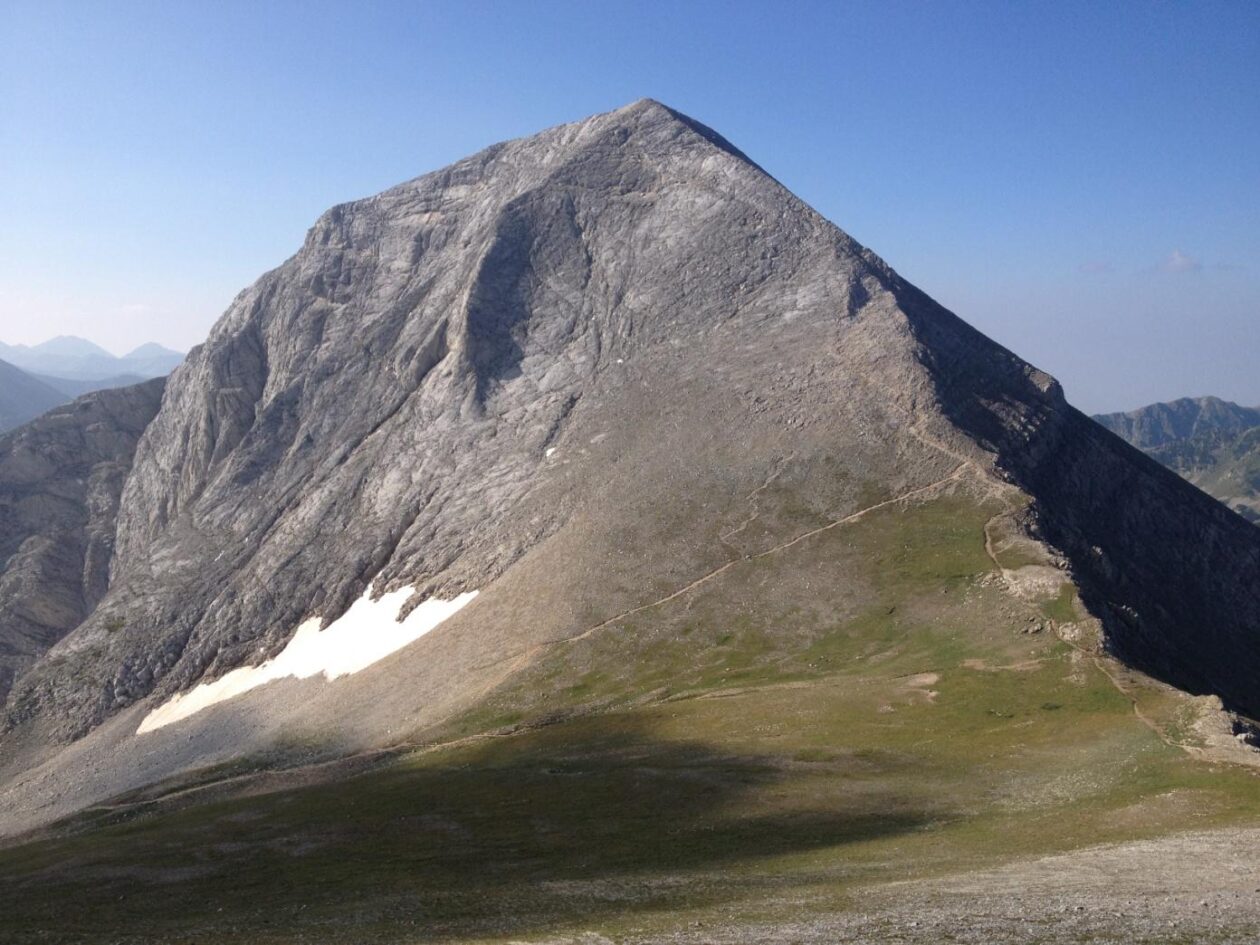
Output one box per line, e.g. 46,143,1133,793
0,98,1257,803
0,378,164,703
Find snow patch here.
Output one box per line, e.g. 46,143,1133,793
545,447,557,457
136,587,478,734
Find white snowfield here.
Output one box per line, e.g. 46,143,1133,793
136,587,478,734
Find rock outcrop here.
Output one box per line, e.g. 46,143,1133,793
0,101,1256,818
0,379,164,703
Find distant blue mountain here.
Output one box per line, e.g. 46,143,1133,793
32,372,148,399
0,336,183,381
0,358,68,433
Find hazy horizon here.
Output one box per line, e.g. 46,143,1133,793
0,335,185,358
3,1,1256,414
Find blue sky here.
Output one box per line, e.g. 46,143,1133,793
2,1,1257,412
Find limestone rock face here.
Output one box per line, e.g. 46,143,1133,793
1,99,1257,789
0,379,164,703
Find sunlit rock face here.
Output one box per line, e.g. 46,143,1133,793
0,378,165,704
1,99,1257,813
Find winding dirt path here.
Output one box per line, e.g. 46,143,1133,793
472,461,973,684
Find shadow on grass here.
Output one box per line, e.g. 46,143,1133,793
0,714,938,943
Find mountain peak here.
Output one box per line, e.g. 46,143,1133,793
348,98,775,230
0,335,183,381
2,103,1258,848
611,96,672,117
32,335,115,358
1095,395,1260,449
122,342,183,360
1094,394,1260,525
577,97,769,177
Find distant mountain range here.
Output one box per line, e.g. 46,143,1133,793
29,372,148,398
0,337,184,433
0,336,183,382
0,359,68,432
1095,396,1260,523
1,102,1258,943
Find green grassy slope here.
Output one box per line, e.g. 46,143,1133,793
1,492,1257,943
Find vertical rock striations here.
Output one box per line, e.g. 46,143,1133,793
1,99,1257,774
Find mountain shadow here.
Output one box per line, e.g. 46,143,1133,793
0,715,938,943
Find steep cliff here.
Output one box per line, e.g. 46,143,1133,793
1,102,1256,832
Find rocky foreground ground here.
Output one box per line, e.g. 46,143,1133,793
549,829,1260,945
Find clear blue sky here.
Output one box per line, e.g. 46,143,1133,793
2,0,1257,412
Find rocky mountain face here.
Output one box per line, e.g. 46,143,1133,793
1095,397,1260,523
0,359,67,433
1095,396,1260,449
0,101,1257,831
0,379,165,704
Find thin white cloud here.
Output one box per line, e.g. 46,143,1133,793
1158,249,1202,273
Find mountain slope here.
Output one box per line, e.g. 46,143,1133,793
0,359,67,433
1192,428,1260,523
0,99,1257,846
0,337,183,381
118,343,184,377
32,372,149,399
1095,397,1260,523
1095,396,1260,449
0,379,166,704
0,337,116,380
6,335,114,360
